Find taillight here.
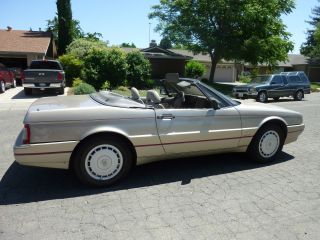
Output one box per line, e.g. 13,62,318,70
21,71,25,81
22,124,31,144
57,72,63,81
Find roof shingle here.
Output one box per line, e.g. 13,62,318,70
0,29,52,54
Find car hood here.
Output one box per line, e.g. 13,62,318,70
234,102,303,125
24,94,149,123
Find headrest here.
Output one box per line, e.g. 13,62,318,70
146,90,161,104
130,87,140,100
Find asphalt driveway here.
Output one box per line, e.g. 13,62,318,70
0,92,319,240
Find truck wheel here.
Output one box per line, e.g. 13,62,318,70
24,88,32,96
73,137,134,187
0,81,5,93
257,91,268,103
294,90,303,101
247,124,285,163
59,87,65,95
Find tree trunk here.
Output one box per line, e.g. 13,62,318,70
209,53,219,82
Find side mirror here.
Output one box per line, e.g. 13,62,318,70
211,100,220,110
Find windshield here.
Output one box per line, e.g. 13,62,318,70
251,75,271,83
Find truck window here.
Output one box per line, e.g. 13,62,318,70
281,76,288,84
271,76,283,84
30,61,62,70
288,76,300,83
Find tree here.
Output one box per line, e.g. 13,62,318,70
56,0,74,55
120,43,136,48
301,1,320,58
159,37,172,49
150,0,294,82
126,51,151,88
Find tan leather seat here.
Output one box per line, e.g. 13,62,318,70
130,87,144,104
146,90,164,109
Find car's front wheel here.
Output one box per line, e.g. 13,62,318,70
247,124,285,163
294,90,304,101
0,80,5,93
73,137,134,186
257,91,268,103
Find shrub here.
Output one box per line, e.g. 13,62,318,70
83,48,127,89
185,60,206,78
238,73,252,83
101,80,110,90
66,38,108,58
72,78,84,88
59,54,84,86
117,86,128,91
73,83,96,95
126,51,151,89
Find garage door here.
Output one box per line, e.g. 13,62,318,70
308,67,320,82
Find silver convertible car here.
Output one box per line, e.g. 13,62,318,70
14,75,305,186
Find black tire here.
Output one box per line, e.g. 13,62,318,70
273,97,280,101
24,88,32,96
73,137,134,187
0,80,5,93
247,124,285,163
58,87,65,95
294,90,303,101
257,91,268,103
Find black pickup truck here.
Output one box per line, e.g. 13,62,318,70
22,60,65,95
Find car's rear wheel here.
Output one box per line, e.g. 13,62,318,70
294,90,303,101
12,79,16,88
273,97,280,101
247,124,285,163
257,91,268,103
73,137,133,186
0,80,5,93
24,88,32,96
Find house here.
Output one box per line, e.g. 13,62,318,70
0,27,56,69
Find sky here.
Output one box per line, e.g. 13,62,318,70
0,0,318,53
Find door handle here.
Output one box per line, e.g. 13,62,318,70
157,114,175,120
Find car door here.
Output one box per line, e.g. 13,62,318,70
155,81,242,155
269,75,285,97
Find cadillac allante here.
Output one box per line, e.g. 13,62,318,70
14,75,305,186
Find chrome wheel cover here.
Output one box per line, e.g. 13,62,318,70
85,144,123,181
297,91,303,100
259,130,280,158
259,92,266,102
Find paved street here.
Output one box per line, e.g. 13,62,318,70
0,89,320,240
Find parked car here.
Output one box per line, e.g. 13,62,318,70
233,71,311,102
0,63,16,93
14,77,304,186
22,60,65,95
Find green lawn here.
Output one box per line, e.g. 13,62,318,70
311,82,320,92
